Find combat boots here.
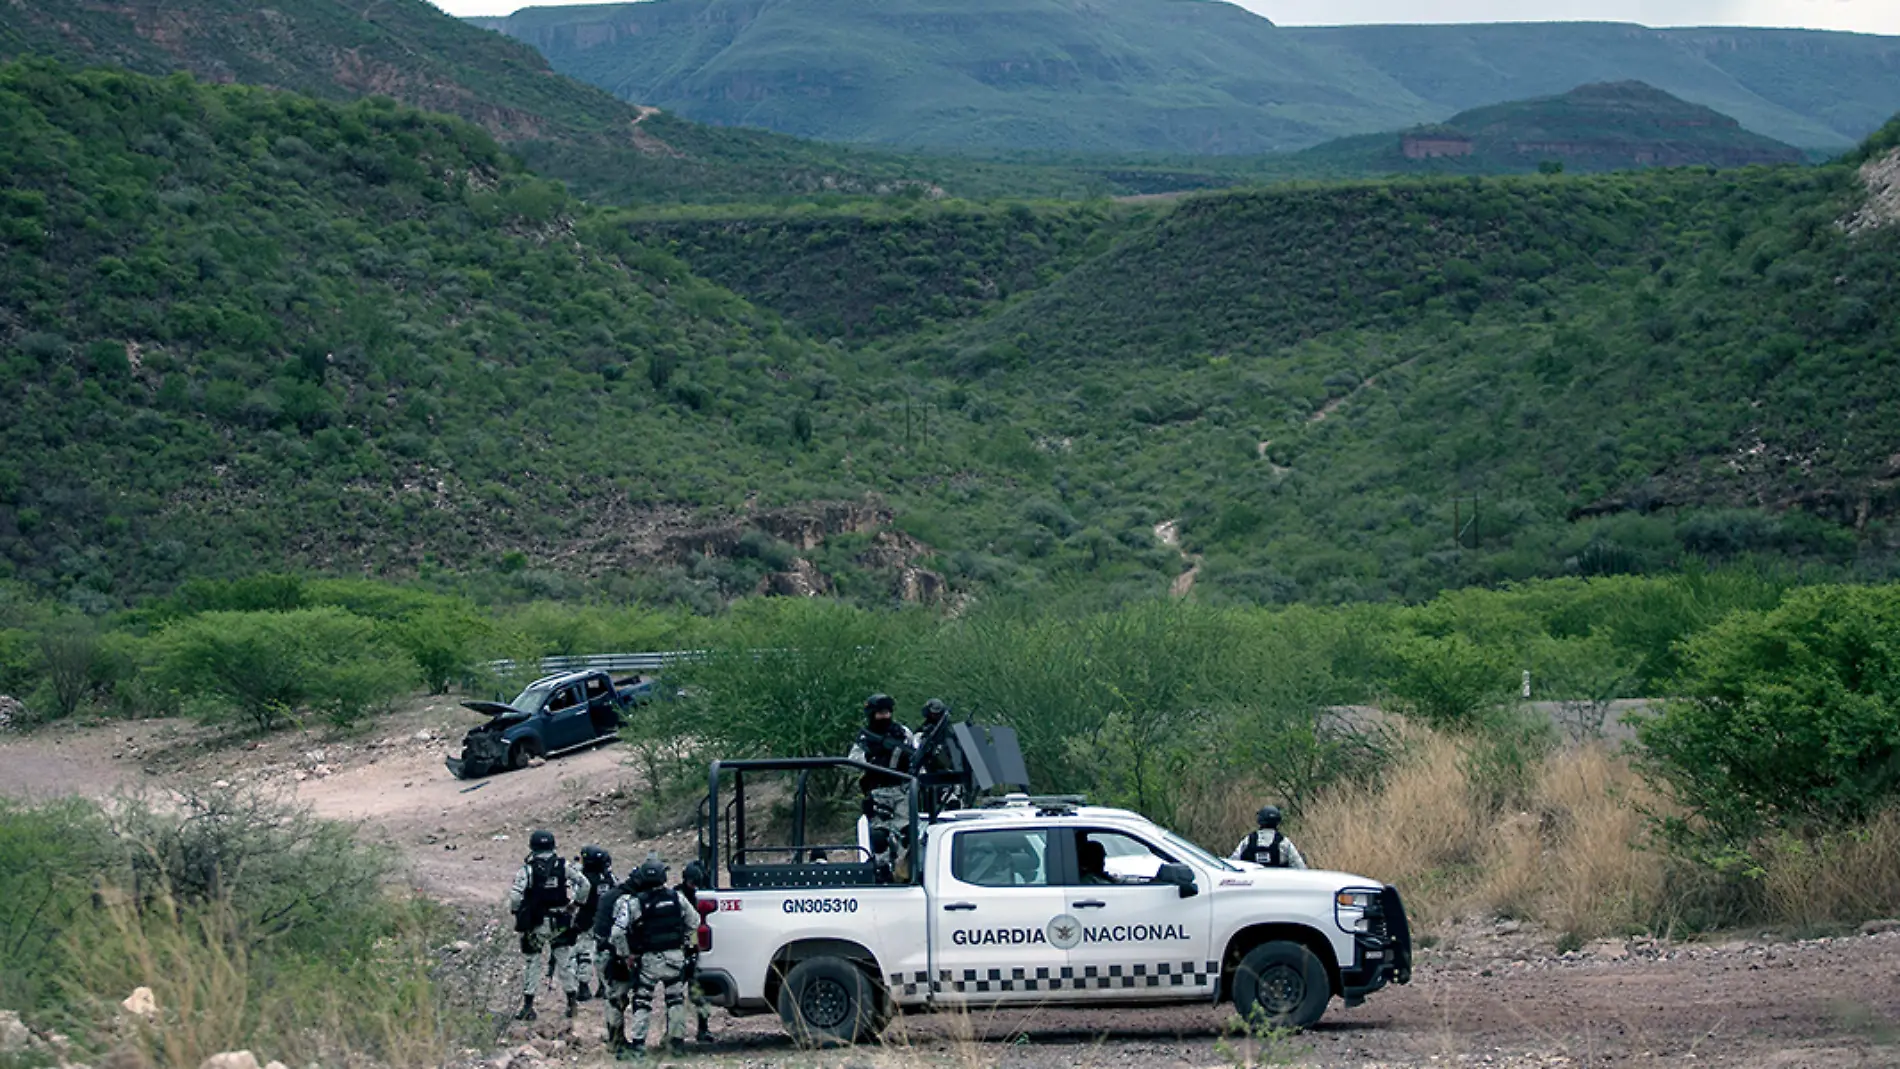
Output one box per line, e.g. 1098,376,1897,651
565,992,578,1018
576,981,593,1001
515,995,537,1021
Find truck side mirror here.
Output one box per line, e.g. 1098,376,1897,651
1156,862,1198,898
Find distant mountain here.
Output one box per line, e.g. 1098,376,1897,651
476,2,1900,153
1282,23,1900,151
1300,81,1808,175
470,0,1435,154
0,0,967,204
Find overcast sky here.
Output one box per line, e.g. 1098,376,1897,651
434,0,1900,35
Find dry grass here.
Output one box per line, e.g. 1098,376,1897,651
1300,729,1485,930
67,886,463,1069
1296,723,1900,941
1760,806,1900,931
1298,728,1668,939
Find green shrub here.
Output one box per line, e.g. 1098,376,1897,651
1638,584,1900,840
150,608,411,728
1384,633,1515,730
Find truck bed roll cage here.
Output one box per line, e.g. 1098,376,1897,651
697,722,1029,892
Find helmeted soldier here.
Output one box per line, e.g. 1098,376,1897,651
847,693,915,875
676,860,715,1044
910,697,967,813
607,856,697,1059
569,845,615,1001
1231,806,1307,869
507,828,589,1021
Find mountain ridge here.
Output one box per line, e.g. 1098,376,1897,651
1298,80,1809,174
476,3,1900,152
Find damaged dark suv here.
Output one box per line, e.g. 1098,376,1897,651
446,669,655,779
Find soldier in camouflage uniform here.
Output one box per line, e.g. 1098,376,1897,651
676,861,715,1043
608,856,697,1059
848,693,915,876
507,829,589,1021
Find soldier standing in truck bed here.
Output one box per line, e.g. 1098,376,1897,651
848,693,916,876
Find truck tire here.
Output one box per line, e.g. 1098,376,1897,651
507,741,533,772
1232,940,1331,1030
776,956,882,1047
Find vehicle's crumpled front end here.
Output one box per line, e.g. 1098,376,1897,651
1334,884,1413,1005
446,725,509,779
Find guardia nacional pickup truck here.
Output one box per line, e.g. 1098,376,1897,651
686,724,1411,1045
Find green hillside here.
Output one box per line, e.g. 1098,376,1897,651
0,0,995,205
4,60,1899,609
623,201,1135,342
473,0,1433,154
478,3,1900,154
914,160,1900,599
1300,81,1808,176
1284,23,1900,151
0,62,1101,603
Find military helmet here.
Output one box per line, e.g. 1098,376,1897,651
529,829,557,852
921,698,950,721
681,860,707,888
579,845,612,874
864,693,895,715
636,857,668,890
1256,806,1282,830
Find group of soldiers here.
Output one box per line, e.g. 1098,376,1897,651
847,693,963,873
507,830,713,1059
846,693,1308,873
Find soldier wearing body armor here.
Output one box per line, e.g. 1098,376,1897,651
910,697,967,814
508,829,589,1021
568,845,615,1001
677,861,715,1044
606,857,697,1059
1231,806,1307,869
847,693,915,876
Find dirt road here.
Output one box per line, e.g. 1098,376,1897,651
5,710,1897,1067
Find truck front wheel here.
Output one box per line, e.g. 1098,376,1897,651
1232,940,1330,1030
507,740,534,771
776,956,882,1047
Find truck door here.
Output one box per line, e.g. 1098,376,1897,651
540,683,590,750
580,673,618,736
927,827,1087,1005
1053,827,1216,998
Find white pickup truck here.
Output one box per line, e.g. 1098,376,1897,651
687,748,1411,1046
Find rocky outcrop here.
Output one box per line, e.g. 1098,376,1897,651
1843,147,1900,234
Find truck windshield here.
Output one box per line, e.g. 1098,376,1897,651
1157,828,1239,872
510,681,556,712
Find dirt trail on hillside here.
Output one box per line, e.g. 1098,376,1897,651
6,714,1899,1066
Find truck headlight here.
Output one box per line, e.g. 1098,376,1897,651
1334,887,1379,933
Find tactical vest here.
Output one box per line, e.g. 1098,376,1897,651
526,854,571,909
857,725,910,790
634,886,687,953
592,883,630,945
1242,830,1288,867
575,869,613,930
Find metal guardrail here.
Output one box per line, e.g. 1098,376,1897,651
483,650,703,677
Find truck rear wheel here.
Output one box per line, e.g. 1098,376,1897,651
776,956,882,1047
1233,940,1330,1030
